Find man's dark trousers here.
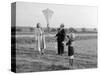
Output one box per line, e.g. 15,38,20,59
57,41,64,55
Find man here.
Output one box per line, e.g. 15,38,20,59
56,24,66,55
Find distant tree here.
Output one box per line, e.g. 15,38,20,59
16,28,22,32
94,28,97,31
51,28,57,32
30,27,34,32
68,27,77,33
44,28,49,33
81,28,86,32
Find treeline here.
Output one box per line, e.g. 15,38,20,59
12,26,97,33
45,27,97,33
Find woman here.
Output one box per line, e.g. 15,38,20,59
35,23,46,55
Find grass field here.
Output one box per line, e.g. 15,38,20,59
15,33,97,73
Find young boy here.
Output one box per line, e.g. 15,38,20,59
66,33,75,66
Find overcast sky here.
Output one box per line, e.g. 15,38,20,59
16,2,98,28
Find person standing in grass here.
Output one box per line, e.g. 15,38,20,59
56,24,66,55
66,31,75,66
35,23,46,55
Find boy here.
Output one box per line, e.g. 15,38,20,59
66,32,75,66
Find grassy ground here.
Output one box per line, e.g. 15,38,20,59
15,33,97,73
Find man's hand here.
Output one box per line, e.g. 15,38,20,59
62,41,66,45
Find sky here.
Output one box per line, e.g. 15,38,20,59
16,2,98,28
